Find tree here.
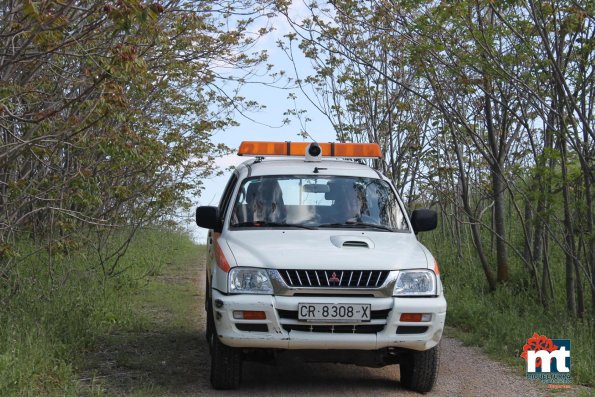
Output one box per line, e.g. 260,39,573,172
0,0,271,281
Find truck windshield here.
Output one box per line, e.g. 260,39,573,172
229,176,409,232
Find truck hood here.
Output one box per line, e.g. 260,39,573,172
222,230,430,270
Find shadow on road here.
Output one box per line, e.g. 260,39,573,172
80,328,209,395
80,326,407,396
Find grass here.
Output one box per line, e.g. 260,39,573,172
77,232,206,396
0,228,201,397
423,230,594,388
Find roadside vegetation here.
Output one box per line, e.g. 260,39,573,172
425,231,594,387
0,2,266,394
0,229,199,397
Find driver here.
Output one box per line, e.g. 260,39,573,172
332,182,365,223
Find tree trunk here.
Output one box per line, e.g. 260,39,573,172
452,129,497,291
491,164,509,283
478,2,508,284
542,232,552,307
559,133,577,317
523,198,533,264
580,137,595,315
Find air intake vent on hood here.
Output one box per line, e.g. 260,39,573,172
342,241,369,248
330,235,374,248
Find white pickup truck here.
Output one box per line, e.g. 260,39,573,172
195,141,446,392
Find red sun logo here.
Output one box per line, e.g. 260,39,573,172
520,333,558,368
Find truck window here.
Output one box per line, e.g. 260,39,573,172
230,175,409,231
218,173,238,221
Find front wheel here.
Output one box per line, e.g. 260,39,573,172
399,345,439,393
205,299,213,352
209,319,242,389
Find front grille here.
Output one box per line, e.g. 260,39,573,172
292,293,376,298
277,308,391,321
279,270,389,288
282,324,384,334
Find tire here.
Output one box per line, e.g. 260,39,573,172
204,276,209,311
205,299,213,351
209,317,242,389
399,346,439,393
205,278,212,346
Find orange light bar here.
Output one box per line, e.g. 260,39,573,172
238,141,382,158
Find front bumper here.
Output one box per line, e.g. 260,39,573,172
211,290,446,351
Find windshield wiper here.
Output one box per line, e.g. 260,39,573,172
318,222,393,232
232,221,316,230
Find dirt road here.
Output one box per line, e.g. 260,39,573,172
83,257,584,397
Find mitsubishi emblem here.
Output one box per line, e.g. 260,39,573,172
329,272,340,285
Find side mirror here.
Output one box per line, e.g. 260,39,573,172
410,209,437,234
195,206,221,231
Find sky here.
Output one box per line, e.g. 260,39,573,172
185,4,336,242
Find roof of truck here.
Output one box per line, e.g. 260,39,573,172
234,157,385,179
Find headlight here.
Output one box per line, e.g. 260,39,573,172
394,270,437,296
229,268,273,294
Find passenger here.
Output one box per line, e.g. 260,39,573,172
251,179,286,223
244,182,260,222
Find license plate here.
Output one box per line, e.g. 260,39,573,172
298,303,371,322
